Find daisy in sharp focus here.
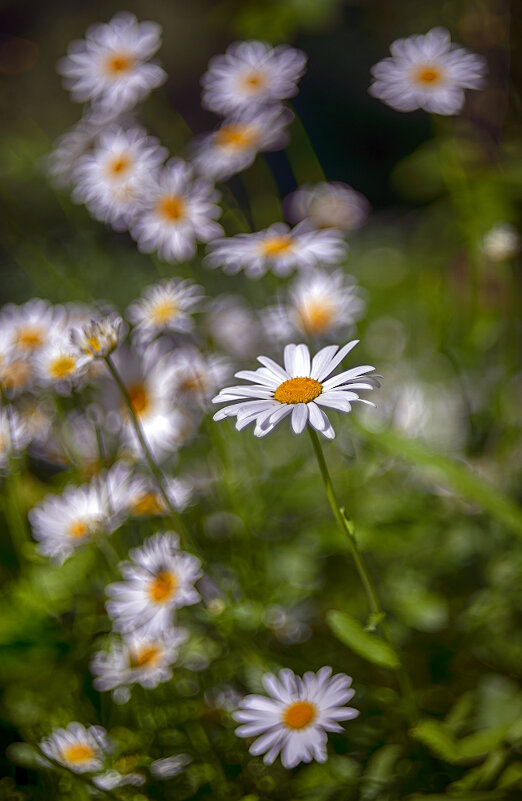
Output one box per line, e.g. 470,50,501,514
369,27,487,115
106,531,202,634
127,279,204,343
285,182,370,231
201,40,307,115
191,105,293,181
234,666,358,768
262,269,365,342
212,341,376,439
206,222,347,279
130,159,223,262
57,12,166,116
39,722,110,774
72,126,167,231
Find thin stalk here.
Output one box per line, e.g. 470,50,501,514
103,355,192,549
307,428,418,723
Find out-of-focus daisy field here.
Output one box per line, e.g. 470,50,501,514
0,0,521,798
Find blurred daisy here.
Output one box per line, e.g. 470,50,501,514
213,341,376,439
192,105,293,181
39,722,110,774
127,279,204,342
0,299,66,356
106,531,202,633
0,408,30,470
57,12,166,115
262,269,365,341
46,116,108,189
36,337,86,395
0,332,36,395
93,770,145,790
285,182,370,231
125,473,194,516
130,159,223,262
369,27,487,114
206,222,347,279
150,754,192,780
71,315,122,362
481,223,520,262
72,126,167,231
205,295,261,358
91,627,188,697
201,40,306,115
168,346,231,407
234,666,358,768
29,481,118,563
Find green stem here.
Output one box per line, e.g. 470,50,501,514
104,355,192,549
307,428,418,722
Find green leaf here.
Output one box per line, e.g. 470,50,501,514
326,610,400,669
411,719,459,764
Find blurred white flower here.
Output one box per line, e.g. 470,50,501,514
206,222,347,279
127,279,204,342
481,223,520,262
130,159,223,262
0,299,67,356
192,105,293,181
262,269,365,341
285,182,370,231
92,769,145,789
234,666,358,768
57,12,166,115
71,315,122,361
369,27,487,114
106,531,202,634
36,338,87,395
72,125,167,231
205,295,261,358
213,341,376,439
46,116,108,189
167,346,231,407
91,627,188,695
0,408,30,470
201,40,306,115
39,722,110,774
150,754,192,780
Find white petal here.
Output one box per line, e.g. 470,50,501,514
291,403,308,434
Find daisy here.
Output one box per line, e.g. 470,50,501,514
234,666,358,768
0,408,31,470
46,115,108,189
205,295,261,358
262,269,365,341
57,12,166,115
167,346,231,407
191,105,293,181
28,481,118,563
90,627,188,696
72,126,167,231
212,341,376,439
39,722,110,774
70,315,122,362
285,182,370,231
125,472,194,516
369,27,487,115
126,279,204,342
201,40,307,115
130,159,223,262
206,222,347,279
106,531,202,634
0,299,66,356
35,337,86,395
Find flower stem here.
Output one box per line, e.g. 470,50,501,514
307,427,418,722
104,355,193,549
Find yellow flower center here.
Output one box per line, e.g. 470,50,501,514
68,520,89,540
1,359,32,390
214,123,256,150
274,376,322,404
105,53,135,75
148,570,178,603
240,69,267,93
62,743,95,765
16,326,43,350
151,299,178,325
131,491,163,516
128,383,149,416
129,644,161,669
158,195,186,222
87,336,101,353
283,701,317,730
260,235,294,258
297,301,335,335
107,155,131,177
49,355,77,380
415,65,443,85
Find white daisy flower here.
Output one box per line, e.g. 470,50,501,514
212,341,376,439
72,126,167,231
201,40,307,115
0,299,67,355
369,27,487,115
191,105,293,181
106,531,202,634
57,12,166,115
127,279,204,342
36,337,87,395
481,223,520,262
130,159,223,262
28,481,118,563
125,472,194,516
46,116,108,189
206,222,347,279
168,346,231,407
39,722,110,774
234,666,358,768
0,408,30,470
91,627,188,696
285,182,370,231
262,269,365,341
71,315,122,362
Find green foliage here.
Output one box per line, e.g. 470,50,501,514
327,611,400,669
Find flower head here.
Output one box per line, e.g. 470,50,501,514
369,27,487,114
234,666,358,768
71,315,122,361
127,279,204,342
285,182,370,231
213,341,376,439
201,40,306,115
39,722,110,773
